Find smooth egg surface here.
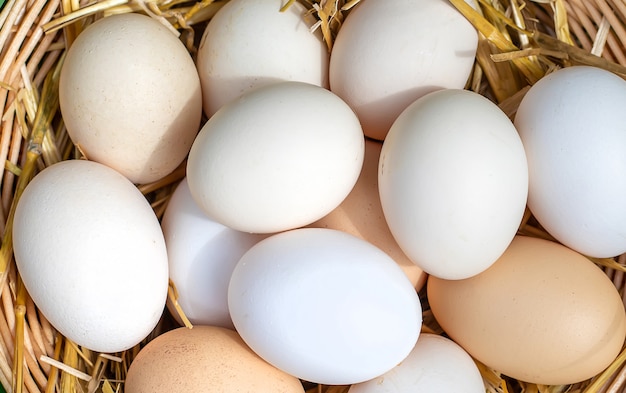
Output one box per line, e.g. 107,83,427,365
13,160,169,353
428,236,626,385
161,178,267,328
228,228,422,385
125,326,305,393
59,13,202,184
197,0,329,117
329,0,478,140
348,333,485,393
515,65,626,258
187,81,364,234
308,139,427,289
379,89,528,280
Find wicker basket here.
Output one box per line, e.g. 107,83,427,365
1,0,626,392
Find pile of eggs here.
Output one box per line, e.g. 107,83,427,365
10,0,626,391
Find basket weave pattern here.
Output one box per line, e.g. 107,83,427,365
1,0,626,392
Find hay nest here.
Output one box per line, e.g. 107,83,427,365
1,0,626,392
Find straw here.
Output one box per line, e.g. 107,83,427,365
2,0,626,392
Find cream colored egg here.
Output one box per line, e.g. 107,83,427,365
59,13,202,184
196,0,329,117
125,326,305,393
330,0,478,140
13,160,169,353
187,81,364,234
428,236,626,385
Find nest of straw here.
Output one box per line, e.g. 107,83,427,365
1,0,626,392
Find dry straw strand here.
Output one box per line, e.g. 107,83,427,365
591,17,612,56
44,339,64,393
552,0,576,44
583,346,626,392
12,277,25,393
449,0,545,83
166,280,193,329
40,357,91,383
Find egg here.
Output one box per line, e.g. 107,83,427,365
196,0,329,117
12,160,169,353
125,326,305,393
348,334,485,393
187,81,364,233
427,236,626,385
59,13,202,184
514,65,626,258
308,139,427,289
379,89,528,280
228,228,422,385
161,178,267,328
329,0,478,140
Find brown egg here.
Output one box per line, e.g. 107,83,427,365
427,235,626,385
125,326,305,392
308,138,427,290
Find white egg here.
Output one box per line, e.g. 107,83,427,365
379,89,528,280
13,160,169,353
228,228,422,385
329,0,478,140
514,66,626,258
197,0,329,117
349,334,485,393
161,178,266,328
187,81,364,234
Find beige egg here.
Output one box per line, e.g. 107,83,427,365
196,0,329,117
125,326,305,393
427,236,626,385
309,139,427,289
59,13,202,184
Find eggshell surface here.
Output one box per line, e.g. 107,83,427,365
13,160,169,353
427,236,626,385
125,326,305,393
379,89,528,280
161,178,267,328
348,334,484,393
59,13,202,184
197,0,329,117
187,81,364,233
228,228,422,385
514,66,626,258
329,0,478,140
309,139,427,289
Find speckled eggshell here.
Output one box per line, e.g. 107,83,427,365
125,326,305,393
427,236,626,385
197,0,329,117
308,139,427,289
12,160,169,353
59,13,202,184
